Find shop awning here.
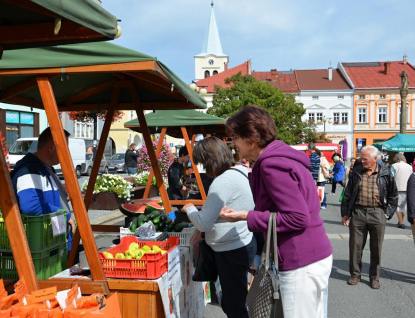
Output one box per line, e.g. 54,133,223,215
373,133,415,152
124,109,226,138
0,42,207,110
0,0,121,50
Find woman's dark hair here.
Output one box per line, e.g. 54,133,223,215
353,158,362,168
226,105,277,148
192,136,234,178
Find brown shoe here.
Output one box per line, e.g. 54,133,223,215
347,276,360,285
370,280,380,289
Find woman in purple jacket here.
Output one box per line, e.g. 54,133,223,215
220,105,333,318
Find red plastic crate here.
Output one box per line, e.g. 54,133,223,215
99,236,179,279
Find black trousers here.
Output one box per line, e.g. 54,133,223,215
213,237,256,318
331,181,342,194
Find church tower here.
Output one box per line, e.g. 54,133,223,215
194,1,229,82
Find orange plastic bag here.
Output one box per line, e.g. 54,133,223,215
0,308,11,318
64,294,101,318
38,306,64,318
64,293,121,318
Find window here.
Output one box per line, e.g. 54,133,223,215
204,70,210,78
359,95,365,100
308,113,315,122
312,96,319,100
333,112,340,124
213,70,218,75
337,95,344,99
378,107,387,123
397,106,410,123
341,112,348,123
380,94,386,99
358,108,367,123
316,113,323,122
74,121,93,138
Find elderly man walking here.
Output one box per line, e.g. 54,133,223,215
341,146,397,289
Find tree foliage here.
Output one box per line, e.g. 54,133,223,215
207,73,317,145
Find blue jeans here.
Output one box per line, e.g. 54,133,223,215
127,167,137,175
317,181,327,207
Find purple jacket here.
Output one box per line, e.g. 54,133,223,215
247,140,332,271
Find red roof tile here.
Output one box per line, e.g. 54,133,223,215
341,61,415,89
295,69,351,90
252,70,300,92
196,60,251,93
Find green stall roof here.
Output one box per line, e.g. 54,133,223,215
0,0,120,50
124,110,226,138
0,42,206,111
373,134,415,152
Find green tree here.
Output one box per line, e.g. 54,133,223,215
207,73,316,145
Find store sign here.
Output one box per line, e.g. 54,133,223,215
20,112,34,124
5,111,19,123
326,134,347,139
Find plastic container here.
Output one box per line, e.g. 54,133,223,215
167,227,196,246
0,210,67,252
99,236,179,279
0,241,68,280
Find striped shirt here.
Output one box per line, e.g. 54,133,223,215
355,164,382,207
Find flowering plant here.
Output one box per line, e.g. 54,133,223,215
66,110,124,123
333,120,340,124
137,140,174,179
133,171,168,187
0,132,10,172
82,174,133,199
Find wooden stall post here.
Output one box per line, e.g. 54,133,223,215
129,87,172,213
0,151,38,292
143,127,167,199
36,76,108,284
68,87,119,267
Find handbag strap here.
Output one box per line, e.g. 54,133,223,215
260,212,278,272
230,167,249,179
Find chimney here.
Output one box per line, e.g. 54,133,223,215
224,62,228,71
403,54,408,64
270,69,278,77
328,67,333,81
384,61,391,74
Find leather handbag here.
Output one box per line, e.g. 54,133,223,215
192,232,218,282
246,212,284,318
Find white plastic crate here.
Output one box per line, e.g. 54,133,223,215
167,227,196,246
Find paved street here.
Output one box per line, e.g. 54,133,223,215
86,183,415,318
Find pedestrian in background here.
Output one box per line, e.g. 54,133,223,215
341,146,397,289
330,156,345,195
391,153,412,229
406,173,415,245
221,105,332,318
308,143,320,184
342,157,356,188
317,150,330,209
125,143,139,175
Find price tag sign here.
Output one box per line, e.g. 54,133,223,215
14,277,28,305
0,279,7,298
29,286,57,304
66,284,79,308
51,214,66,237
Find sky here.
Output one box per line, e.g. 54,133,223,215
103,0,415,84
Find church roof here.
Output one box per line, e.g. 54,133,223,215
195,2,227,57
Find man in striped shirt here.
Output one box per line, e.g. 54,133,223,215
308,143,320,184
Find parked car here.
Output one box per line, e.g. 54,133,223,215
81,153,109,176
107,153,126,173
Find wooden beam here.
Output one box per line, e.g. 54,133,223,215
143,127,167,199
90,225,121,232
130,77,184,101
57,102,201,111
130,87,173,213
126,72,174,93
181,127,206,200
62,81,114,106
68,88,119,267
0,75,59,101
0,21,104,46
36,76,108,286
0,61,162,76
39,280,108,295
169,200,205,206
0,149,38,292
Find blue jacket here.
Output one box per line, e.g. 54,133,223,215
333,161,345,182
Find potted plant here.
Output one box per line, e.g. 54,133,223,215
0,132,10,172
333,120,340,124
82,174,133,210
65,110,124,122
342,121,348,124
132,171,168,198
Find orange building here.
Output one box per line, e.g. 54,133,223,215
339,57,415,156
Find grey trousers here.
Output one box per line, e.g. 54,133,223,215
349,206,386,281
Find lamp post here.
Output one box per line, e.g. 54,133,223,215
189,81,207,97
321,116,332,132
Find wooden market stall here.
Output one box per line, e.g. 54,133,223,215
124,109,228,206
0,41,206,316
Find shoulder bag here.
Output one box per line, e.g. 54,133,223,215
246,212,284,318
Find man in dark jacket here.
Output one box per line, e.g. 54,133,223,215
167,147,189,201
341,146,397,289
307,143,320,183
406,173,415,245
125,143,139,175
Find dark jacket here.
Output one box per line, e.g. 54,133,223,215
124,149,139,168
167,160,184,199
309,152,320,180
407,173,415,224
341,164,398,219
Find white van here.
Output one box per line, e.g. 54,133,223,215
8,137,86,178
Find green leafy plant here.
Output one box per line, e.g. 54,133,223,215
82,174,133,199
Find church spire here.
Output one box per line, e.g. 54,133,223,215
200,1,226,56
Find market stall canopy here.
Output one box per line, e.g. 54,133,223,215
0,0,121,51
373,134,415,152
124,109,226,138
0,42,207,110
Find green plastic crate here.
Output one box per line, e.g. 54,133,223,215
0,210,67,252
0,242,67,280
